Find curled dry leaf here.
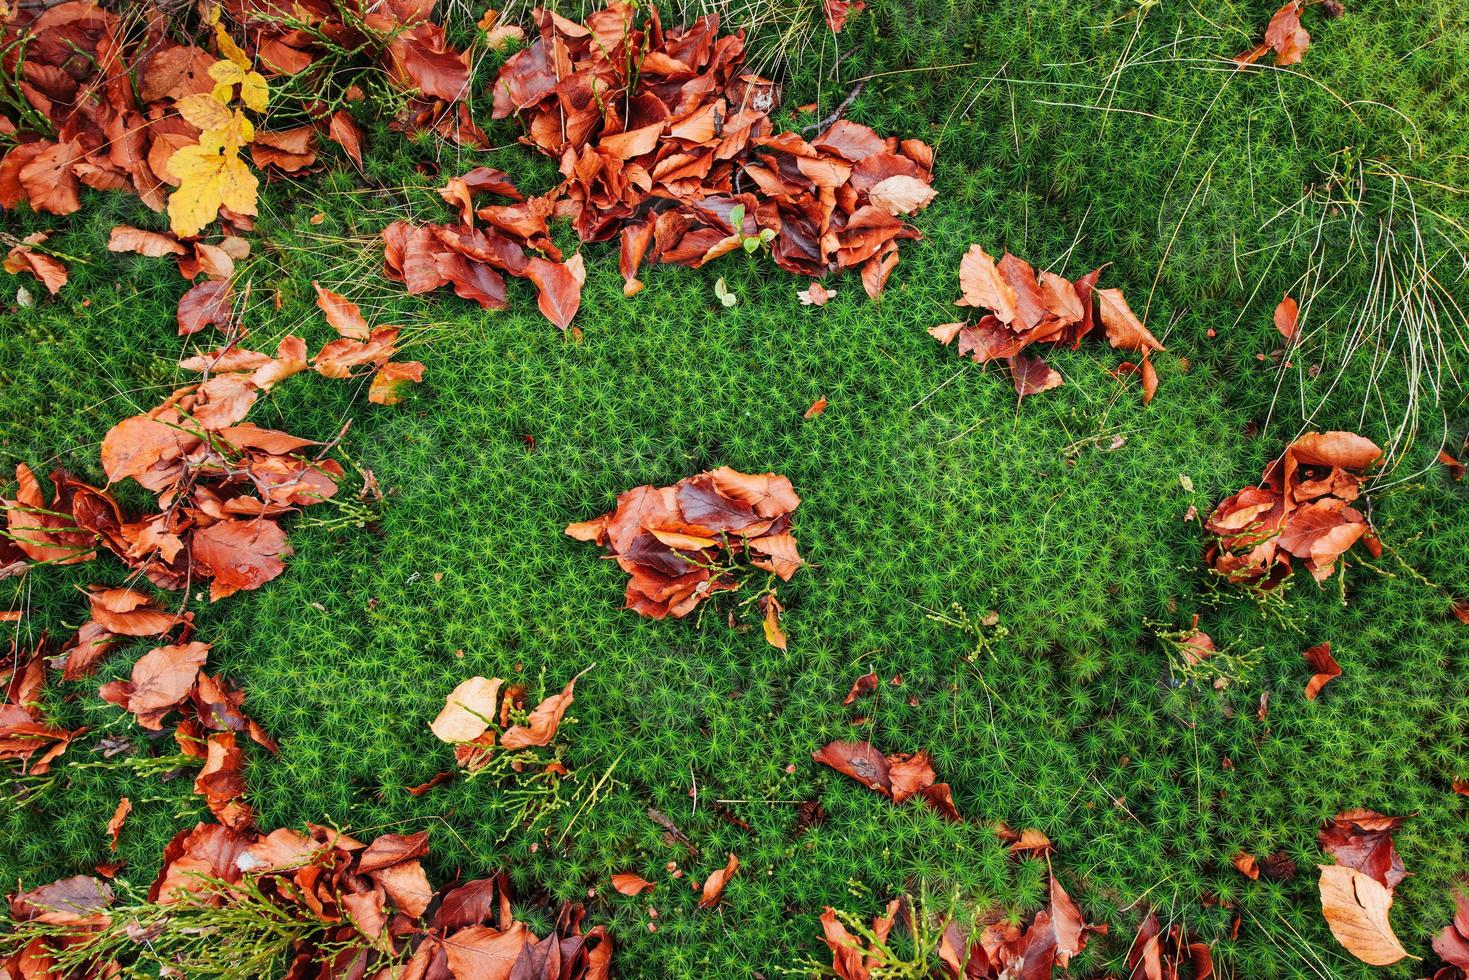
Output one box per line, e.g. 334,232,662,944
106,798,132,851
3,234,67,295
696,853,739,909
500,675,577,750
1303,642,1341,700
842,671,878,705
1233,852,1260,880
799,282,836,306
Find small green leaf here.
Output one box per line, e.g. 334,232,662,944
714,277,737,308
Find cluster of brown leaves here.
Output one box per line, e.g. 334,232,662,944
1121,911,1216,980
0,0,486,227
3,233,67,294
98,636,275,828
1205,430,1383,586
3,620,271,858
225,0,481,151
565,467,804,648
1434,891,1469,978
107,224,252,334
1,637,85,777
429,672,580,776
1235,0,1345,68
817,877,1108,980
928,245,1164,403
382,169,589,331
811,740,959,821
936,875,1105,978
7,822,612,980
1317,808,1411,965
387,3,935,330
1,383,340,600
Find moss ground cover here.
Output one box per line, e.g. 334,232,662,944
2,0,1467,975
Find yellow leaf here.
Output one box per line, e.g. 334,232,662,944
165,141,258,238
214,24,250,69
208,58,269,113
177,93,231,131
238,72,269,113
218,154,258,215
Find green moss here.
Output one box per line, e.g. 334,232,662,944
2,0,1468,977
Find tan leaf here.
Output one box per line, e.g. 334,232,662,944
1318,864,1407,966
1097,287,1165,353
430,676,503,743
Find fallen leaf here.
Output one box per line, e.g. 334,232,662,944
1320,809,1408,892
1318,864,1407,966
696,853,739,909
612,873,655,896
499,675,577,750
312,281,369,339
106,798,132,851
799,282,836,306
430,676,503,743
1303,642,1341,700
842,672,878,705
1275,294,1299,343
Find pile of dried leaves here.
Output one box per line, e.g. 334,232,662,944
816,876,1109,979
384,3,936,331
6,822,612,979
927,245,1163,403
1205,430,1382,586
565,467,805,648
0,0,480,224
4,387,339,601
811,739,960,821
1,636,85,778
429,671,580,776
1317,807,1410,966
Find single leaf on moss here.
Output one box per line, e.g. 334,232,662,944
1303,642,1341,700
430,676,502,744
1318,864,1407,966
696,853,739,909
612,874,655,896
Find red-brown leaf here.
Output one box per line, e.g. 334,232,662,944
1303,642,1341,700
696,853,739,909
